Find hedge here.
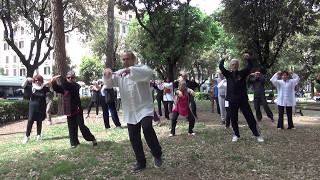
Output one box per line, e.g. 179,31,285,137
0,96,92,123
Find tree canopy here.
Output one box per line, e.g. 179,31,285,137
120,0,220,80
79,56,103,85
217,0,319,74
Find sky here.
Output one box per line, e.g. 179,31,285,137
189,0,222,15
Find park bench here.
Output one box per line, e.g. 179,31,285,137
295,101,320,116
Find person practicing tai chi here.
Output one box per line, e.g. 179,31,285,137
21,75,53,144
248,72,274,122
219,53,264,142
169,80,195,137
103,51,162,173
270,70,300,129
52,71,97,148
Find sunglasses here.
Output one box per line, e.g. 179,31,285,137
67,77,75,80
35,80,41,82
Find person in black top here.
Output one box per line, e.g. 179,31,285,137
219,54,264,142
153,80,164,117
86,81,101,118
21,75,52,144
52,71,97,148
248,72,274,122
181,73,198,119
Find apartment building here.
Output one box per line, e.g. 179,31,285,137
0,7,135,80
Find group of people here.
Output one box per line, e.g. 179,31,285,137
21,51,304,173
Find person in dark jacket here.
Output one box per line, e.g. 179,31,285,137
52,71,97,148
86,81,101,118
154,80,164,117
21,75,52,144
219,54,264,143
248,72,274,122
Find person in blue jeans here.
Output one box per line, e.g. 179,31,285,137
101,86,121,129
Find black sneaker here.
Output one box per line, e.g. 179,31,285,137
131,163,146,173
154,157,163,168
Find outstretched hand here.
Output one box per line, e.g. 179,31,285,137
243,53,250,60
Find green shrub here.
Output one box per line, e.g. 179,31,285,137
195,92,210,101
0,96,92,123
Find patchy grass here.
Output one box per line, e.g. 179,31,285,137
0,100,320,179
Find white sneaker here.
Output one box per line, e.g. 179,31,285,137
232,136,239,142
22,136,30,144
188,132,196,136
36,135,42,141
46,121,52,125
168,134,174,137
256,136,264,142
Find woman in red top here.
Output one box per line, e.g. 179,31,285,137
169,80,195,136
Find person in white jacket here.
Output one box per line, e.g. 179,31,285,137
103,51,162,173
270,70,300,129
217,71,229,127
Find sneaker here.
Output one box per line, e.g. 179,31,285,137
232,136,239,142
71,144,78,148
256,136,264,142
131,163,146,173
36,135,42,141
188,132,196,136
22,136,30,144
154,157,163,168
270,118,274,122
288,127,296,130
87,140,98,146
277,127,283,130
225,126,230,129
46,121,52,125
168,134,175,137
221,121,226,124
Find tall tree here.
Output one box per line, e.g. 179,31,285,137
0,0,94,99
217,0,319,74
51,0,67,115
106,0,115,68
79,56,104,85
120,1,219,80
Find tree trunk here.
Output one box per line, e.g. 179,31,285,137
51,0,67,115
106,0,115,68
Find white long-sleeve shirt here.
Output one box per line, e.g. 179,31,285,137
103,65,154,124
217,79,227,96
270,72,300,106
163,82,174,101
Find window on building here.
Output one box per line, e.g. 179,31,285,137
20,69,26,76
13,69,17,76
65,35,69,43
13,55,17,63
129,15,132,19
21,27,24,35
31,27,34,33
19,41,24,48
4,43,8,50
44,66,51,75
5,69,9,76
119,11,122,15
6,56,9,63
122,25,126,34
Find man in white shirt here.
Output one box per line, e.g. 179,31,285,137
103,51,162,173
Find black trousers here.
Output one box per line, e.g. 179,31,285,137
156,96,163,116
189,96,198,118
277,106,294,129
170,110,195,135
87,100,99,115
26,112,45,136
225,107,231,128
127,116,162,165
229,101,260,138
163,101,173,119
254,96,273,120
67,113,95,146
214,97,220,114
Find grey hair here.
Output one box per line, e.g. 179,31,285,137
179,80,187,85
67,71,76,77
231,59,239,64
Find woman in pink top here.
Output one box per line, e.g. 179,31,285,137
169,80,195,136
